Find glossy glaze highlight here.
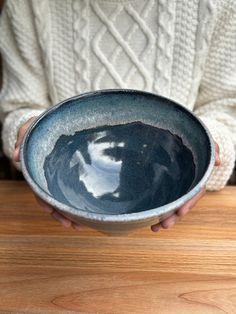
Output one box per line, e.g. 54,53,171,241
44,122,195,215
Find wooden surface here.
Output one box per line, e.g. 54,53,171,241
0,181,236,313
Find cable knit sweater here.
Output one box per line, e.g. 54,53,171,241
0,0,236,190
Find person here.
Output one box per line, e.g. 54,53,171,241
0,0,235,232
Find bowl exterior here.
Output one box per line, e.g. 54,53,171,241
20,89,215,234
58,208,175,235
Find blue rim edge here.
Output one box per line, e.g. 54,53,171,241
20,89,216,223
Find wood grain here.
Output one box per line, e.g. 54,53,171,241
0,181,236,313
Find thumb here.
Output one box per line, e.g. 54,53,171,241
13,117,37,162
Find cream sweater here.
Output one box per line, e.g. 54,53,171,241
0,0,236,190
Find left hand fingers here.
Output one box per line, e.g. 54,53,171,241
151,213,178,232
177,187,206,217
151,141,218,232
151,187,206,232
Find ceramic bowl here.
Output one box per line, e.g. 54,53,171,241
21,90,215,235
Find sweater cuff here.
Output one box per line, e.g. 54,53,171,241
199,116,235,191
2,108,44,169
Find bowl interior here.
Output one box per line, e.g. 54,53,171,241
23,90,212,215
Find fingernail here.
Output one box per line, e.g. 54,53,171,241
42,206,54,213
166,219,176,228
51,212,71,227
12,148,20,162
72,223,81,231
216,158,221,166
161,217,176,229
151,224,161,232
177,206,189,217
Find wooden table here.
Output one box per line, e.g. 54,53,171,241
0,181,236,313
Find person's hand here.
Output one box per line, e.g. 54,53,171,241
150,142,221,232
13,117,81,231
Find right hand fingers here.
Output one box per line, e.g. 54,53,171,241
13,116,37,162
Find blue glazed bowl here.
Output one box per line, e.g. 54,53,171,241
21,90,215,234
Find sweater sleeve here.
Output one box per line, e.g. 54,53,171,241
194,5,236,191
0,0,50,164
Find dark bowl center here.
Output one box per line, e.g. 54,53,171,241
44,122,195,214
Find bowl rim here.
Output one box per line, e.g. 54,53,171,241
20,89,215,223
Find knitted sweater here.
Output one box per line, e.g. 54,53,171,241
0,0,235,191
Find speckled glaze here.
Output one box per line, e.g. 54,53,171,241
21,90,215,235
